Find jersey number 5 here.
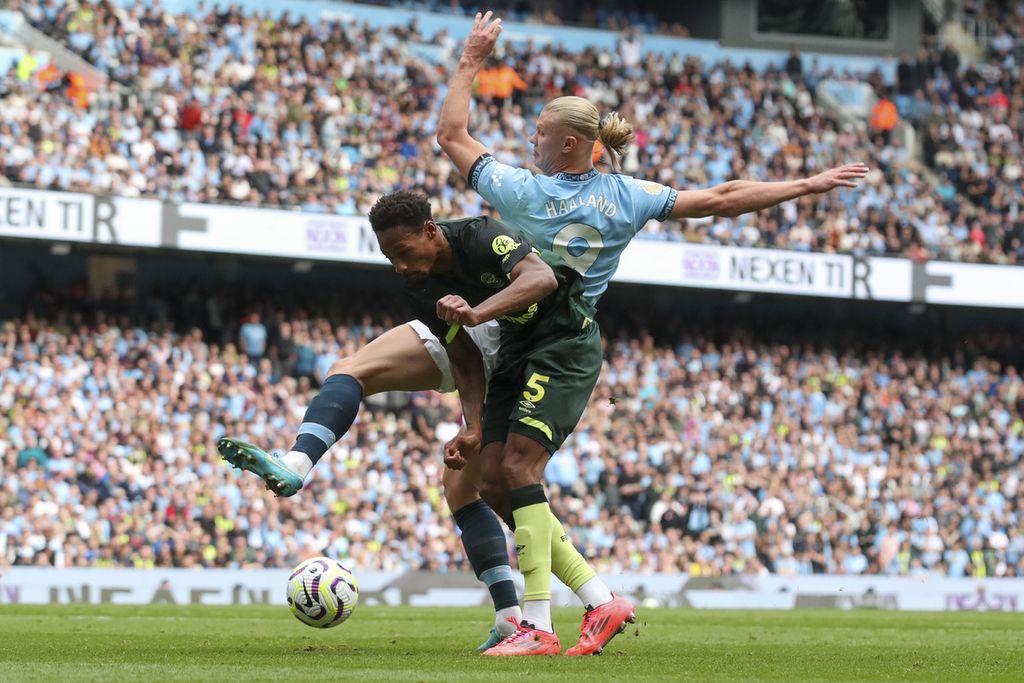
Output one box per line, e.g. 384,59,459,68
522,372,550,402
552,224,603,276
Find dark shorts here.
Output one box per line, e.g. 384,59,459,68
481,318,602,454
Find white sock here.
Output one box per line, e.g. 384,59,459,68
521,599,552,633
495,605,521,635
282,450,313,479
576,577,613,609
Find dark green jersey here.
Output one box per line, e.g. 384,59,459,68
405,215,592,344
404,215,602,455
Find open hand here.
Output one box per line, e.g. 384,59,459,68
806,163,870,193
461,11,502,67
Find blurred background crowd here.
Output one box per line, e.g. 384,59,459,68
2,284,1022,578
1,0,1022,263
0,0,1022,580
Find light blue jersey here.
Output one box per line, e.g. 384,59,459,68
469,154,677,302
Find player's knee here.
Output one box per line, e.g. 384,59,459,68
328,356,357,379
328,355,375,386
479,472,504,509
500,441,545,489
442,467,478,509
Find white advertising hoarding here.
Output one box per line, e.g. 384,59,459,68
914,260,1024,309
2,568,1022,612
614,242,912,302
171,203,385,264
1,187,1022,310
0,188,161,247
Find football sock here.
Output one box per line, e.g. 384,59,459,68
576,576,614,609
549,512,612,606
290,374,363,466
282,450,313,478
495,606,521,635
511,483,554,633
453,499,520,626
521,599,552,633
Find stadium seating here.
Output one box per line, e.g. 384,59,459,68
1,290,1022,577
1,0,1021,264
1,2,1022,580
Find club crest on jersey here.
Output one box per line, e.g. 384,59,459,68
491,235,520,256
480,272,504,288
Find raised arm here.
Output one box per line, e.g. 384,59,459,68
669,163,869,219
436,11,503,178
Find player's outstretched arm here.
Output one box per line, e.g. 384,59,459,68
442,329,487,470
668,163,869,219
436,254,557,327
436,11,502,178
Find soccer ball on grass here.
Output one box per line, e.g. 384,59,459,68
286,556,359,628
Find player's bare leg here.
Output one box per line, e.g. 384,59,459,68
479,442,514,525
219,324,441,495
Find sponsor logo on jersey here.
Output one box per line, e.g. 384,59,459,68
491,235,520,256
499,302,538,325
480,272,504,288
519,400,536,411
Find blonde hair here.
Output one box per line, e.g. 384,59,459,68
543,96,635,173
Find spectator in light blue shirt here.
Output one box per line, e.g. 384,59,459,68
239,314,267,361
546,449,579,489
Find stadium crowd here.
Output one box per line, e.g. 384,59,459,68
2,290,1022,579
1,0,1022,264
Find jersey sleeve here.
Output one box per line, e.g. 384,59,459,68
403,281,452,343
465,216,534,279
624,176,678,231
468,153,538,218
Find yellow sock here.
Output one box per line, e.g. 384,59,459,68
510,486,554,602
549,511,596,593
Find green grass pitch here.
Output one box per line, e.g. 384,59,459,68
1,605,1022,682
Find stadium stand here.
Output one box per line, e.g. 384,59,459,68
1,281,1022,577
1,0,1022,264
0,1,1023,584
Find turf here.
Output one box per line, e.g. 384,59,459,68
0,605,1021,682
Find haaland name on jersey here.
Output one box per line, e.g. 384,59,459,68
544,194,618,218
469,154,678,302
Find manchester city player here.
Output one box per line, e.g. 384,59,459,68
437,11,869,305
432,10,869,655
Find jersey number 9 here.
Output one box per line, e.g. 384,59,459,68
552,223,603,276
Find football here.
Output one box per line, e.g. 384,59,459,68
286,556,359,628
